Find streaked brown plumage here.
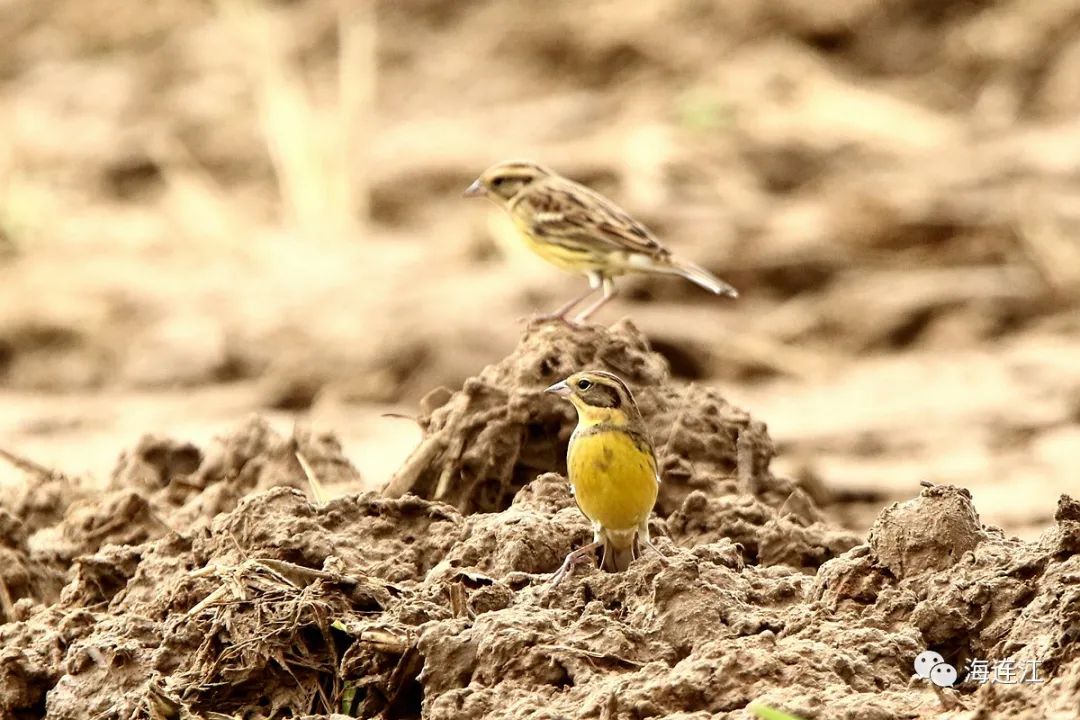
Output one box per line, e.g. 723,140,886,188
464,161,738,322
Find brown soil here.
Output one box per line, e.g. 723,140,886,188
2,324,1078,719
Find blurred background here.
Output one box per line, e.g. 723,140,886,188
1,0,1079,539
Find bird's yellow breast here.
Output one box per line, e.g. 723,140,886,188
568,428,658,532
510,214,603,273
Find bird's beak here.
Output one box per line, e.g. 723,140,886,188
462,179,485,198
545,380,572,397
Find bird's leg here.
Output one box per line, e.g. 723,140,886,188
573,276,615,323
550,540,603,586
544,286,597,320
639,537,670,564
636,521,669,564
524,273,601,325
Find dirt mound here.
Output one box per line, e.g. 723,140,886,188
1,325,1077,719
0,418,360,611
387,320,779,515
3,482,1078,718
386,320,850,571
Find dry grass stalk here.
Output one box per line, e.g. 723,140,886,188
0,576,15,624
0,445,59,480
179,558,347,714
1013,185,1080,301
295,451,329,505
213,0,374,242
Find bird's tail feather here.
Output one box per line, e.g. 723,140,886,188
667,257,739,298
601,541,637,572
601,529,639,572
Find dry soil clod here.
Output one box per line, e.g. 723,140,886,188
386,320,784,517
1,326,1078,719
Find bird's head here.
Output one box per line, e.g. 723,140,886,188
545,370,639,427
463,161,552,203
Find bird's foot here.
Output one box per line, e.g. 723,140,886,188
550,543,601,586
640,538,670,564
517,311,582,327
519,285,604,327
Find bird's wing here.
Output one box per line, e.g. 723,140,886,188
516,177,670,258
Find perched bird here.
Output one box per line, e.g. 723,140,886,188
545,369,663,583
464,160,738,323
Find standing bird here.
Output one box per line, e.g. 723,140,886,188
464,161,738,323
545,370,663,583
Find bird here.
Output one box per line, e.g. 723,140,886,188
544,369,664,583
464,160,738,323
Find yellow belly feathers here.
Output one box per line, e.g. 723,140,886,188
511,215,604,273
568,429,658,532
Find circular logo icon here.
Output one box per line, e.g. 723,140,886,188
930,662,958,688
914,650,945,679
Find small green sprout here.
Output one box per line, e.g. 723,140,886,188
750,703,806,720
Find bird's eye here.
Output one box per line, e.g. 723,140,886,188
492,177,505,187
576,379,592,391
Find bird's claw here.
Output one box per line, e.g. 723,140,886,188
640,538,670,565
517,311,582,327
549,546,599,586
